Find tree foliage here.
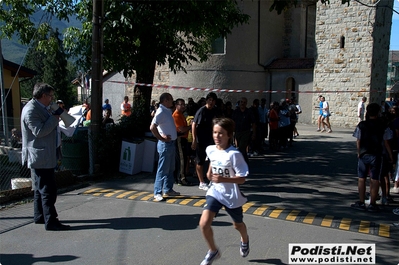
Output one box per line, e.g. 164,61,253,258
20,29,77,108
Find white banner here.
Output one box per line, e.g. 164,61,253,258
288,243,375,264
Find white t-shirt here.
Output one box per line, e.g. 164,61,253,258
151,104,177,141
205,145,248,208
322,101,330,116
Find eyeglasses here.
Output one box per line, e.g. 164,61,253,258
46,93,55,98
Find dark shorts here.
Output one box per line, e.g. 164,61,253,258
358,154,382,180
195,143,210,165
203,195,244,223
380,156,393,177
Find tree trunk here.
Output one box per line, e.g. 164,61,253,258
133,60,156,129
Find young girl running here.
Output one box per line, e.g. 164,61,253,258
199,118,250,265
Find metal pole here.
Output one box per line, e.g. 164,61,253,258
89,0,103,174
0,40,10,146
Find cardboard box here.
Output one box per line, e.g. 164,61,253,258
141,139,157,172
119,140,145,175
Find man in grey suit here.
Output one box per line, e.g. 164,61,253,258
21,83,70,231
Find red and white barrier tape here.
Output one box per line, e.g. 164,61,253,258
105,80,384,94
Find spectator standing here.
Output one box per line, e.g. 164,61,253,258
320,96,332,133
268,101,279,150
232,97,256,164
192,92,222,190
102,109,115,129
151,102,159,118
249,99,260,156
10,128,21,148
186,102,198,177
357,97,367,122
292,98,301,137
82,99,90,121
150,93,180,201
150,100,156,114
224,101,233,118
277,99,291,149
173,98,192,186
351,103,393,212
199,118,250,265
21,82,70,231
259,98,269,144
121,96,132,117
316,95,323,131
102,98,112,117
288,101,297,146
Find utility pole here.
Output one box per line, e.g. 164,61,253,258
89,0,103,174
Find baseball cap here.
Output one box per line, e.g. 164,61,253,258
57,100,64,104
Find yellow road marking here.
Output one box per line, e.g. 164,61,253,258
180,199,194,205
359,221,370,234
166,199,178,204
116,190,137,199
128,191,148,200
104,190,124,197
82,188,102,194
242,202,256,212
140,194,154,201
286,210,300,221
253,205,269,216
193,199,206,207
303,213,316,224
378,224,390,238
339,218,351,231
92,189,113,196
321,215,333,227
269,208,284,218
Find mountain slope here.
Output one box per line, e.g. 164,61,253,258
1,10,81,65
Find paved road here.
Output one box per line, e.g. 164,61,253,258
1,124,398,265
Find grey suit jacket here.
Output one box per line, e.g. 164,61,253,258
21,99,59,169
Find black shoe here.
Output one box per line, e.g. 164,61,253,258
350,201,366,211
46,222,71,231
178,179,194,186
34,218,45,224
367,204,380,212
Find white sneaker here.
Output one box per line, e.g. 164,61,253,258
199,182,209,191
390,187,399,194
154,194,163,201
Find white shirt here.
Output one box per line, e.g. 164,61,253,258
322,101,330,115
151,104,177,141
206,145,248,208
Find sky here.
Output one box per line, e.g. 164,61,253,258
391,0,399,50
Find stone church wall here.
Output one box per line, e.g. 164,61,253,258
313,0,393,128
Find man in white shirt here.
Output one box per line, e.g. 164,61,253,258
150,93,180,201
358,97,367,122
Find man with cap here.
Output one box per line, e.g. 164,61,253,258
102,98,112,117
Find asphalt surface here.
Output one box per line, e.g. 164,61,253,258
1,124,398,265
